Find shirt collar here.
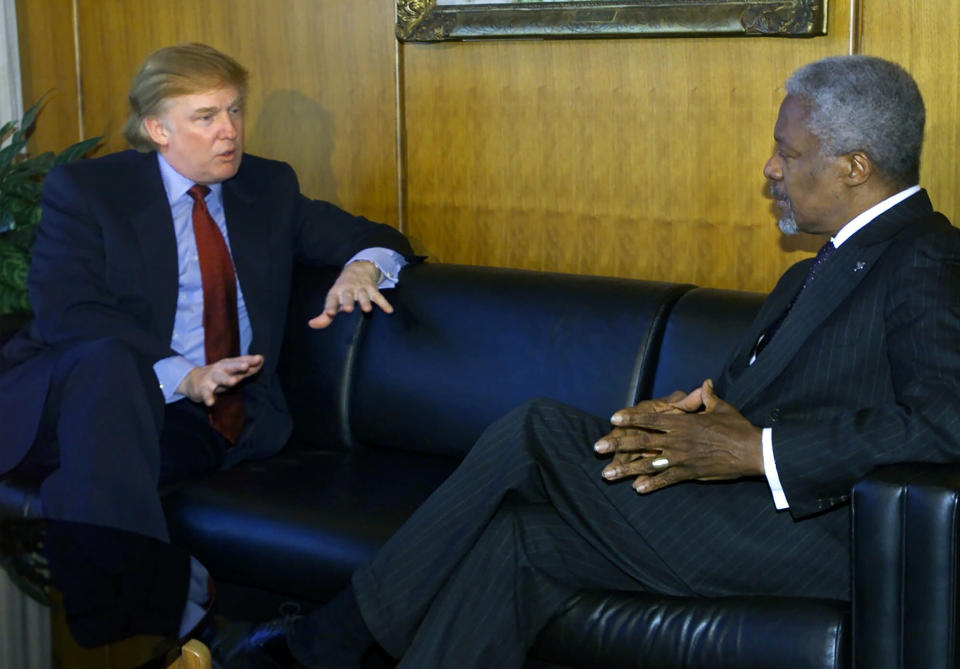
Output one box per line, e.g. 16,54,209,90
156,152,223,205
831,184,921,248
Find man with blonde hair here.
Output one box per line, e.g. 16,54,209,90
0,43,415,639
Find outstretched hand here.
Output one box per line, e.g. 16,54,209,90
594,379,764,494
177,354,264,406
309,261,394,329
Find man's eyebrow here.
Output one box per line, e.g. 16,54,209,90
773,133,794,152
192,105,220,115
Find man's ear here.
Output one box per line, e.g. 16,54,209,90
143,117,169,148
842,151,873,187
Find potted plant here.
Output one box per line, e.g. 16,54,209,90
0,99,100,337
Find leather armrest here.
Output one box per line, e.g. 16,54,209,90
852,463,960,669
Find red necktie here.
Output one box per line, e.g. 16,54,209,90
187,184,244,444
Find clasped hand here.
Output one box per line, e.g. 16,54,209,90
593,379,764,494
309,260,393,329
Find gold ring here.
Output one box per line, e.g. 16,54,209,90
651,457,670,470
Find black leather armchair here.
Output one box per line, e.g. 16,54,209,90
853,464,960,669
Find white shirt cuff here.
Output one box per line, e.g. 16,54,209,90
762,427,789,510
347,247,407,289
153,355,195,404
178,557,211,638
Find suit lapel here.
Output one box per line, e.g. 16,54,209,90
127,153,179,341
723,191,934,411
715,261,808,395
222,170,272,357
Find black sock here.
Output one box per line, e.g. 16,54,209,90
287,584,374,666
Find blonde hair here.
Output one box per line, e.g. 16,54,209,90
122,43,248,152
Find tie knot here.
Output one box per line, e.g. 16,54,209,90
800,240,836,291
814,240,836,264
187,184,211,203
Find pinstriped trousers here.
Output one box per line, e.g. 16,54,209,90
352,398,701,668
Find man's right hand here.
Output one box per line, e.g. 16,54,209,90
177,355,264,406
593,388,704,473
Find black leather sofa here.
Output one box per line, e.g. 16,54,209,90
2,262,959,668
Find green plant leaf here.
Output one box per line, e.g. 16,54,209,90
0,236,29,262
0,94,94,316
11,98,45,145
28,205,42,232
55,136,102,165
0,139,26,172
2,199,39,225
2,178,43,203
1,223,36,253
0,285,32,314
12,152,55,177
0,241,31,313
0,120,17,145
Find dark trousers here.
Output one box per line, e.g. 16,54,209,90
354,396,850,668
19,337,227,542
353,399,697,669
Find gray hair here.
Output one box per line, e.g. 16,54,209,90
786,55,924,186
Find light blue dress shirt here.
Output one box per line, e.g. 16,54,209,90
150,153,406,634
151,153,405,403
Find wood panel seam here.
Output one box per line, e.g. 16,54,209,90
848,0,862,54
71,0,83,138
395,38,407,235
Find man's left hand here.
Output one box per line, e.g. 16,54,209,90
598,379,764,494
309,261,394,329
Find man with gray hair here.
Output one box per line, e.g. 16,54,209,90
238,56,960,668
773,55,925,236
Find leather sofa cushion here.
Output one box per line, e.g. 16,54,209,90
650,287,764,398
534,590,848,669
277,265,360,450
164,447,459,601
349,263,693,458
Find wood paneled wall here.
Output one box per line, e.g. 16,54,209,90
401,5,854,291
15,0,960,293
16,0,79,154
17,0,400,227
861,2,960,229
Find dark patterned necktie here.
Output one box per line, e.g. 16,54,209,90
187,184,244,444
751,240,836,360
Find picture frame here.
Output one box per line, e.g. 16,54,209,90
396,0,828,42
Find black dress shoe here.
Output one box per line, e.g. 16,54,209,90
226,614,376,669
219,615,309,669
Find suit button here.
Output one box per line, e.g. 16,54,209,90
769,408,781,422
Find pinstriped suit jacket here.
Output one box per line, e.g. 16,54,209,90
717,189,960,520
613,190,960,601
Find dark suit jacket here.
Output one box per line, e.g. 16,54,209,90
0,149,415,474
608,190,960,600
718,190,960,519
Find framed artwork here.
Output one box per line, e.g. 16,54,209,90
396,0,828,41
